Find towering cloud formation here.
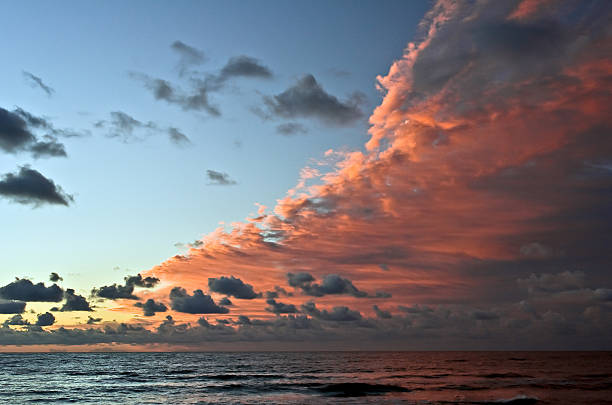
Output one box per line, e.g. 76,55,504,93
140,0,612,349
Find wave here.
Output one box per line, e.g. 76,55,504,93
478,373,533,379
482,395,539,404
312,382,410,397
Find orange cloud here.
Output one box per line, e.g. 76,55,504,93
130,0,612,335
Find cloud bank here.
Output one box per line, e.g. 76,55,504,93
2,0,611,350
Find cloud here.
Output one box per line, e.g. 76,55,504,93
265,298,298,314
35,312,55,326
265,286,292,299
206,170,237,186
276,122,308,136
286,273,367,298
96,111,191,147
263,75,363,126
135,299,167,316
218,297,233,306
219,56,272,80
0,293,611,349
61,289,93,311
0,166,73,207
92,284,137,300
3,314,29,326
169,287,229,314
132,53,271,117
518,271,585,294
124,274,160,289
301,301,363,322
97,111,157,142
22,71,55,97
167,127,191,146
13,107,82,139
143,2,612,339
171,40,206,75
208,276,259,299
0,107,68,158
92,274,159,300
287,272,315,288
28,137,67,159
49,273,62,282
471,310,499,321
87,316,102,325
372,305,392,319
0,300,26,314
0,279,63,302
130,73,221,117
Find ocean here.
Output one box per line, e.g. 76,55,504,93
1,351,610,404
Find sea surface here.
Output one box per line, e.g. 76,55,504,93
1,351,611,404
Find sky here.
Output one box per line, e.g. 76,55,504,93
0,0,611,351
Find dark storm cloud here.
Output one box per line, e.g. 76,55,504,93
276,122,307,136
92,274,159,300
263,75,363,126
49,273,62,282
218,297,233,306
207,276,259,299
171,40,206,76
301,301,363,322
35,312,55,326
61,289,92,311
206,169,237,186
135,299,167,316
265,298,298,314
22,71,55,97
219,56,272,80
0,300,26,314
0,279,63,302
169,287,229,314
286,272,367,298
0,166,73,207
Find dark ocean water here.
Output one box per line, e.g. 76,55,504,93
0,351,610,404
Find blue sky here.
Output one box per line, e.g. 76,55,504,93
0,0,429,289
